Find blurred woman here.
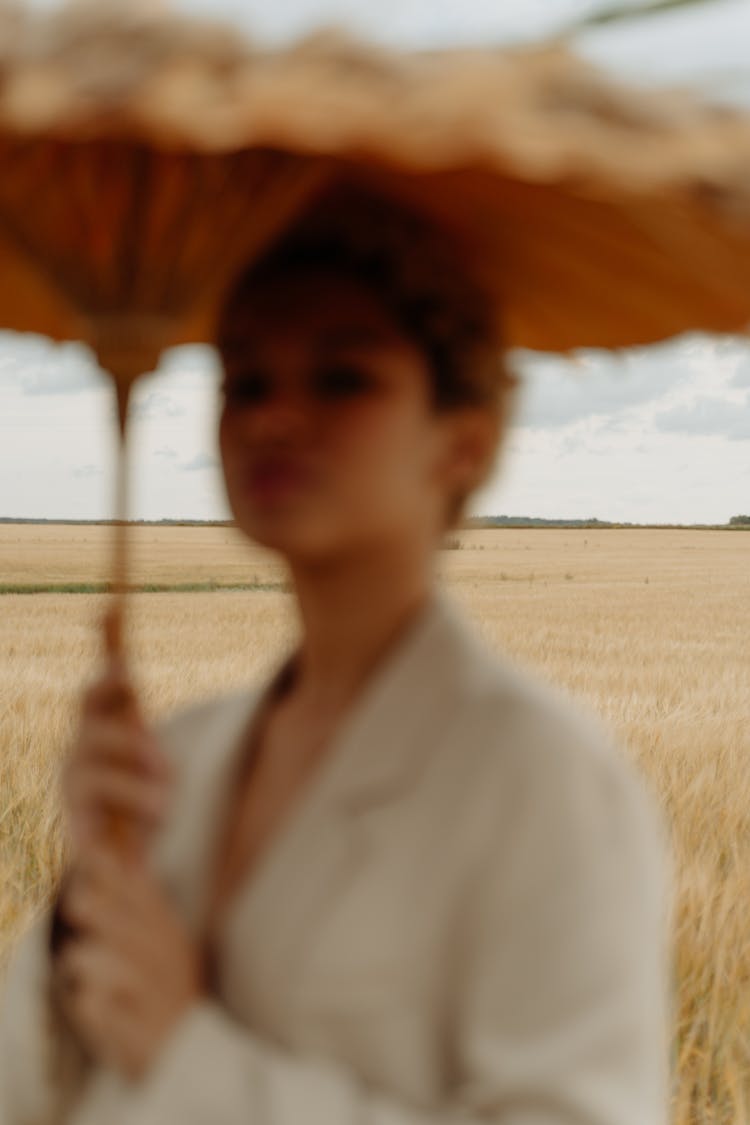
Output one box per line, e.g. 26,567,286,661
0,185,671,1125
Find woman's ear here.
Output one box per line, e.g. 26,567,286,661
443,406,502,497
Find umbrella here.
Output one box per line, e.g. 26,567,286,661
1,1,750,633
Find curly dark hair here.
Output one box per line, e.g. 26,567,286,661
216,182,519,527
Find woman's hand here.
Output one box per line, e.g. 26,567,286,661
62,612,172,862
56,848,204,1081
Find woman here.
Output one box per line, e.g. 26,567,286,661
0,185,670,1125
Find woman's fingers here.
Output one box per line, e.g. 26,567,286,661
63,708,171,855
62,728,170,856
55,847,203,1081
62,616,171,855
59,937,139,1001
57,937,145,1073
69,851,165,931
60,851,194,999
81,664,139,721
67,760,170,826
72,717,170,778
57,934,176,1081
60,869,161,972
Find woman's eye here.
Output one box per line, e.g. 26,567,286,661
221,373,272,406
315,365,375,399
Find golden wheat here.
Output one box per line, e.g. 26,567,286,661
1,525,749,1123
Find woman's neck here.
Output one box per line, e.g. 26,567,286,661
285,540,436,719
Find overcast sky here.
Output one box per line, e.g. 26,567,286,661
2,0,750,524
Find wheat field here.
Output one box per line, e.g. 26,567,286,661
1,524,749,1123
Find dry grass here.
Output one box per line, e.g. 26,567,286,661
2,525,749,1122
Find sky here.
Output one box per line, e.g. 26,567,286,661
2,0,750,524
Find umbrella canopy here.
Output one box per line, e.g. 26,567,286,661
1,1,750,384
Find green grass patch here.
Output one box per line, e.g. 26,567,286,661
0,581,289,596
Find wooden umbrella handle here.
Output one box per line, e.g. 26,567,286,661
110,380,130,657
103,377,137,856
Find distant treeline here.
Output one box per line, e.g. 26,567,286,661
465,516,750,530
2,516,748,530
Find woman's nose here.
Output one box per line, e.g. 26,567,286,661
244,387,310,440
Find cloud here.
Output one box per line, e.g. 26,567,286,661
22,365,101,396
654,394,750,441
0,334,103,396
703,336,750,388
575,0,750,110
510,331,750,434
160,345,222,380
510,341,684,431
72,463,103,479
180,452,220,472
129,391,186,421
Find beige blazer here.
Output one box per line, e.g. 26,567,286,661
0,590,671,1125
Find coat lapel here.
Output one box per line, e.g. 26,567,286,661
215,590,484,1027
153,688,262,932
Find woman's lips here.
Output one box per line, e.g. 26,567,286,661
244,461,311,502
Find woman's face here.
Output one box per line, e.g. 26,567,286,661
218,267,481,564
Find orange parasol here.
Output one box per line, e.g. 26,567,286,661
1,1,750,636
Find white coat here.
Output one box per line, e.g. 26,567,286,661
0,589,671,1125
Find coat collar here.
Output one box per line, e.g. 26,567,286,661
157,587,489,948
321,589,479,806
226,586,484,814
214,587,493,1022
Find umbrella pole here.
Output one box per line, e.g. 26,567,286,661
93,321,167,661
93,322,168,856
110,375,131,662
103,373,137,855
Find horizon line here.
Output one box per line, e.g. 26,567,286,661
1,516,747,529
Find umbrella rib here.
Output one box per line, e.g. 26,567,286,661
54,142,120,310
561,189,750,325
0,140,99,313
142,152,202,316
0,203,89,317
180,153,333,325
617,196,750,317
151,150,233,315
484,177,750,333
152,150,331,331
116,144,154,311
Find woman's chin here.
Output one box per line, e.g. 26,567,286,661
236,509,337,562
